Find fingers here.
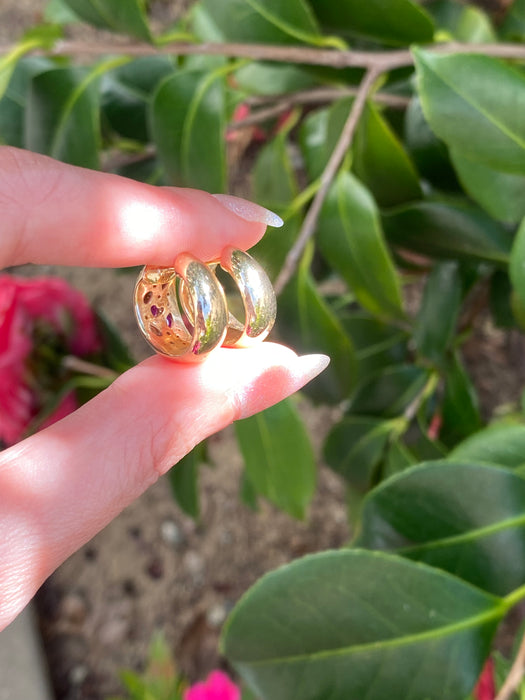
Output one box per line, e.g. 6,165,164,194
0,147,269,268
0,345,329,631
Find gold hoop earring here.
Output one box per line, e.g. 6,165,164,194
217,247,276,348
134,253,228,361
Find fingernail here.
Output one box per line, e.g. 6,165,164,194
212,194,284,228
230,352,331,421
293,353,331,386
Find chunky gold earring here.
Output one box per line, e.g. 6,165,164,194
217,247,276,348
134,253,228,361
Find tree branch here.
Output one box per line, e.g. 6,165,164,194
229,87,409,131
495,628,525,700
274,67,381,295
2,39,525,70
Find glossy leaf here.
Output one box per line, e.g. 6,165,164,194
235,399,316,519
151,69,227,192
195,0,322,46
357,460,525,595
353,100,422,208
234,62,316,95
0,56,53,147
383,439,417,479
440,352,482,446
348,364,430,418
451,149,525,225
324,416,397,490
278,255,356,403
318,172,405,321
168,442,206,519
414,261,462,366
101,56,174,142
308,0,435,45
404,97,459,191
340,312,408,383
450,423,525,470
221,549,502,700
25,64,108,168
510,218,525,308
383,199,512,265
251,124,300,280
429,2,496,42
62,0,152,41
413,49,525,175
299,98,352,182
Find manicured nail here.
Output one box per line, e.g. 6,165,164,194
293,353,331,387
212,194,284,228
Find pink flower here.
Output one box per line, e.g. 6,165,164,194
183,670,241,700
474,659,495,700
0,274,99,446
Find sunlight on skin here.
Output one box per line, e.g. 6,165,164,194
0,147,329,631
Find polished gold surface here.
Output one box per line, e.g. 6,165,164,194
219,247,277,348
134,255,228,361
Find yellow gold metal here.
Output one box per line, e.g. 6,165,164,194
134,254,228,361
218,247,277,348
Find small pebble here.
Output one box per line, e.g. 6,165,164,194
160,520,185,547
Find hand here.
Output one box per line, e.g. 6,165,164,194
0,147,328,631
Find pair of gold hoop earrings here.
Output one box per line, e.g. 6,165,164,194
134,248,276,361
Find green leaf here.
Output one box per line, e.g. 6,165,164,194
383,438,417,479
168,442,206,519
356,460,525,595
413,48,525,175
490,270,516,329
151,68,227,192
235,399,316,519
324,416,398,490
221,549,503,700
404,97,459,191
353,101,422,208
383,199,513,265
299,98,352,182
318,172,405,321
61,0,152,41
26,62,116,168
414,261,462,366
234,61,316,95
429,2,496,42
278,253,356,403
450,423,525,469
194,0,322,45
348,364,430,418
510,218,525,308
440,352,482,446
308,0,435,45
44,0,80,24
250,123,302,280
95,311,135,373
501,0,525,40
0,38,46,101
0,56,53,147
451,149,525,225
101,56,174,142
340,312,408,383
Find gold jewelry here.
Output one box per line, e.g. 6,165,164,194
134,254,228,361
218,247,277,348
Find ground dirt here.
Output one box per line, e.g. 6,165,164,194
2,2,525,699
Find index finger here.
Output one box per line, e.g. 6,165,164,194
0,148,279,268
